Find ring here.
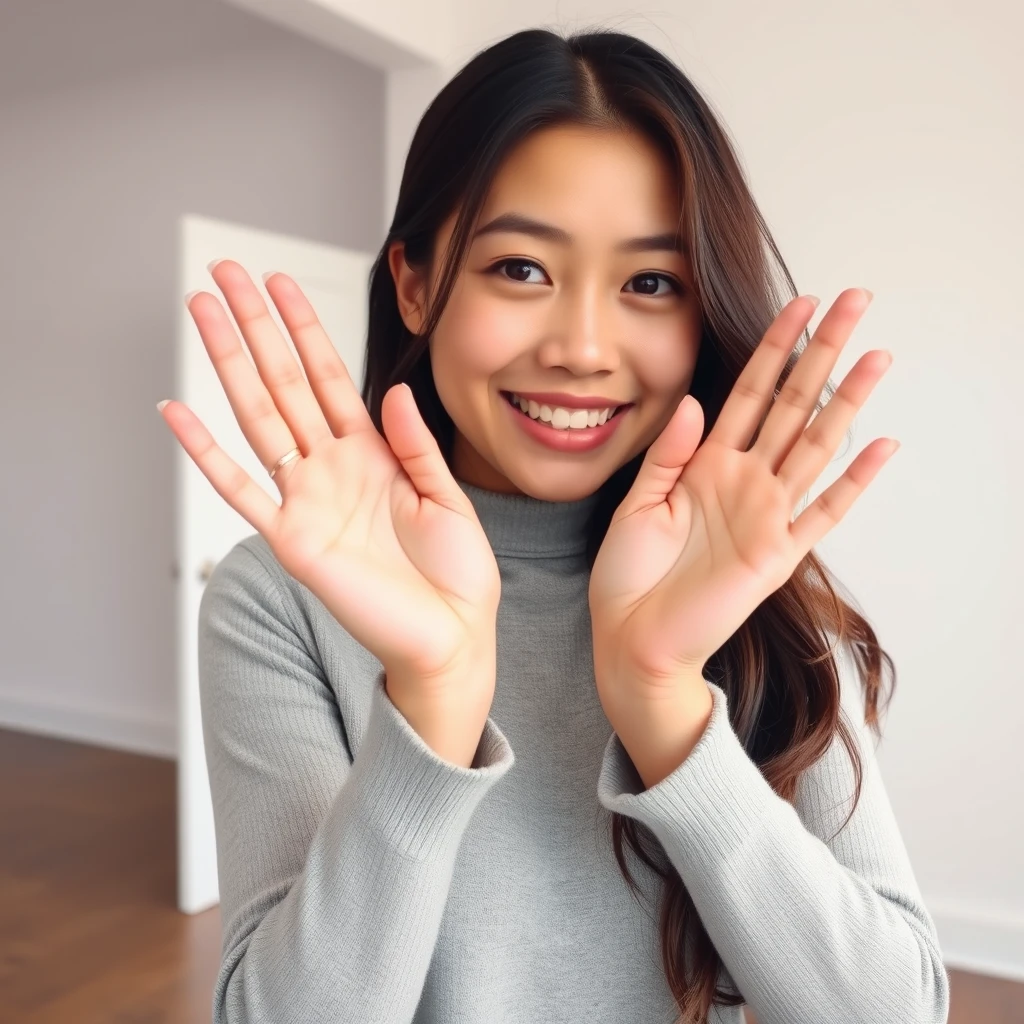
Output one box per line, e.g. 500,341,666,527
268,447,301,479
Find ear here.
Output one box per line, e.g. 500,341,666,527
388,240,428,335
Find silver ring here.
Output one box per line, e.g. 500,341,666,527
268,447,301,479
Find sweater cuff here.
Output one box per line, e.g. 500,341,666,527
349,670,515,862
596,681,777,865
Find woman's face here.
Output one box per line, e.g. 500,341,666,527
388,124,703,501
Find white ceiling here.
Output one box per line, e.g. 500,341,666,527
0,0,329,102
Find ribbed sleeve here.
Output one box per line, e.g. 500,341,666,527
198,541,515,1024
596,657,950,1024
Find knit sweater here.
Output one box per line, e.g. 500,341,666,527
197,478,950,1024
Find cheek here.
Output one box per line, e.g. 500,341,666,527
633,326,699,398
432,292,530,381
624,325,701,457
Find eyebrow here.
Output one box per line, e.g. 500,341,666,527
471,212,689,258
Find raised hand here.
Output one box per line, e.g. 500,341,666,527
159,261,501,703
588,288,896,701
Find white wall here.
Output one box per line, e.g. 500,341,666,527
0,0,385,756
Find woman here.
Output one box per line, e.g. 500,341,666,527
158,26,950,1024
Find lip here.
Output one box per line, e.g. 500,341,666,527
501,390,633,411
501,390,630,453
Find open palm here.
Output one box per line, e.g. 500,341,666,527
159,261,500,683
589,289,898,693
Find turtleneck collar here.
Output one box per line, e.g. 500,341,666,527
455,478,601,559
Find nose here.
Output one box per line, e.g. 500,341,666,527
535,286,622,376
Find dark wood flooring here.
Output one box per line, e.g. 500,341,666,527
1,726,1020,1023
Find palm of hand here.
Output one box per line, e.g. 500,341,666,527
589,288,897,690
272,430,500,676
161,262,501,683
590,438,797,686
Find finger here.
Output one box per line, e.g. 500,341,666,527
186,289,301,478
706,295,819,451
208,260,334,454
381,384,463,512
754,288,873,473
619,395,703,514
263,271,376,438
158,399,281,538
777,349,893,497
788,437,899,553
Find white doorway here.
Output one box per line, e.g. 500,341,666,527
175,214,375,913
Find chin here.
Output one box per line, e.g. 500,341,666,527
503,464,613,503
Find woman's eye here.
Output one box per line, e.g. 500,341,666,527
492,259,546,284
625,273,682,297
490,259,681,296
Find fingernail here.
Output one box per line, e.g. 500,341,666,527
156,400,170,412
805,295,821,309
862,288,874,302
207,259,224,273
184,290,200,307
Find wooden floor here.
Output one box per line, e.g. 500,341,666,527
1,726,1021,1024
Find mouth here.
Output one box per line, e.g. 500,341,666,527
498,390,634,453
499,391,632,428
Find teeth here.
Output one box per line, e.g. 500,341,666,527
510,393,618,430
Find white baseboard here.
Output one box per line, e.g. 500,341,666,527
0,690,176,759
930,899,1024,982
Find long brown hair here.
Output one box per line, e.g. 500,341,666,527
360,27,895,1023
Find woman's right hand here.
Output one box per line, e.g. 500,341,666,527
160,261,501,717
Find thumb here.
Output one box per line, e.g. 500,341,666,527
381,383,464,511
622,395,704,512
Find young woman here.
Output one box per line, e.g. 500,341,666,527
158,27,949,1024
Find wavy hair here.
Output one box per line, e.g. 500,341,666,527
359,27,895,1023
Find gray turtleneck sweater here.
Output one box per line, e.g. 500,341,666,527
197,479,950,1024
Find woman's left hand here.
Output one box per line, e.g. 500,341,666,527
589,289,897,709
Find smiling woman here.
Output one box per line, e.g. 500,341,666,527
386,124,701,497
169,24,950,1024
